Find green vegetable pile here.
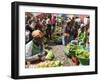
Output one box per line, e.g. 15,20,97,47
65,43,89,58
64,43,89,65
45,50,54,60
65,43,78,56
76,47,89,59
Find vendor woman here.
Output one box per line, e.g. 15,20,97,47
32,30,44,55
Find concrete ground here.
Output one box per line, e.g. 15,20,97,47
50,45,74,66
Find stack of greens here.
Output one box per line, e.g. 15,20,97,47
64,43,89,65
45,50,55,60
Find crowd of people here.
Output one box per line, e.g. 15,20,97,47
25,12,90,55
63,16,89,46
25,13,57,44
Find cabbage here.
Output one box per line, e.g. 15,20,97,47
45,50,54,60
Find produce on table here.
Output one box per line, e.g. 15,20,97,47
34,60,63,68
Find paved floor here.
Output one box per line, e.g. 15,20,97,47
50,45,73,66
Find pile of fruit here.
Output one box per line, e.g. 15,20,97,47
31,49,64,68
34,60,63,68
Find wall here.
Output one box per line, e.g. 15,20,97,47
0,0,99,81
